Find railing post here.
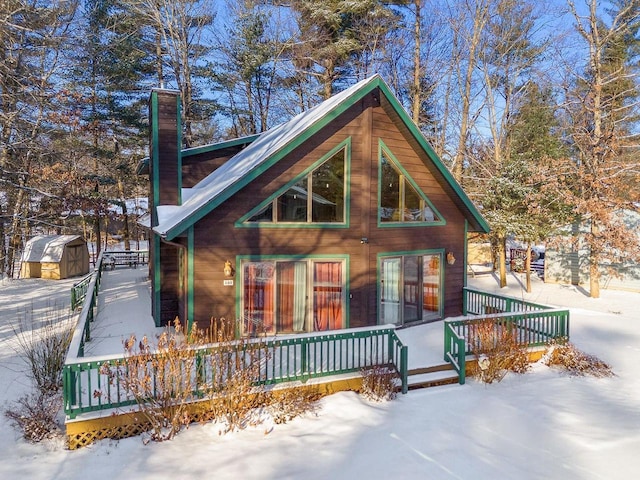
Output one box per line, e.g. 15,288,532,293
63,364,77,419
458,337,466,385
462,288,468,315
444,324,450,362
400,345,408,394
301,341,308,380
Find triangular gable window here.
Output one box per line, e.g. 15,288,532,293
378,140,444,226
238,139,350,227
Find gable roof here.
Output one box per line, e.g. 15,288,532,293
21,235,83,263
154,75,489,240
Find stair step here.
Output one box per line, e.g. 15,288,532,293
408,363,454,376
397,367,461,392
408,374,460,390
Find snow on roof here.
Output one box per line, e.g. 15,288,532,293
21,235,83,263
153,75,382,239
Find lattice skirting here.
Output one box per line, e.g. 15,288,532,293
66,376,363,449
67,420,151,450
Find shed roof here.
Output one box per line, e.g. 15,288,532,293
153,75,489,240
21,235,83,263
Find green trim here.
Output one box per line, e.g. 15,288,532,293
375,80,490,233
377,139,446,227
162,82,378,240
235,138,351,228
163,76,489,240
236,254,350,333
187,227,194,331
150,92,160,216
153,234,162,327
376,248,445,325
182,134,261,158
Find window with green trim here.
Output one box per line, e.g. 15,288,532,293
246,146,346,224
379,143,442,224
241,258,345,335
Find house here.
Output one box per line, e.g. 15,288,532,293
20,235,89,280
143,75,489,335
545,210,640,292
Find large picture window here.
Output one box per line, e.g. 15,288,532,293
378,141,443,225
379,252,442,326
240,140,349,225
242,258,346,335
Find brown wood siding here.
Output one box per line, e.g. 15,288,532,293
181,146,246,187
153,91,180,206
159,241,180,326
187,91,468,329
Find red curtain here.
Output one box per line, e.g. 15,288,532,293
277,263,295,332
244,263,274,334
313,262,342,331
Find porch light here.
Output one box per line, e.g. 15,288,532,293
446,252,456,265
223,260,235,277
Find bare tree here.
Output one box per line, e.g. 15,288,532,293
129,0,215,147
560,0,640,297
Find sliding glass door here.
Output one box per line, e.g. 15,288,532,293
379,252,442,326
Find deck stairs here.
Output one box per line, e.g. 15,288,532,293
405,363,460,391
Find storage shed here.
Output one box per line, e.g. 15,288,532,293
20,235,90,280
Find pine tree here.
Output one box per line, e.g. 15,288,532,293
0,1,78,276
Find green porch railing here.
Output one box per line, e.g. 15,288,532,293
71,273,94,310
63,326,409,419
68,252,105,357
463,287,551,315
445,288,570,385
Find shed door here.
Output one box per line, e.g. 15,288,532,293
67,245,84,277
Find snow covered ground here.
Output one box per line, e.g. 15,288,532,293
0,269,638,479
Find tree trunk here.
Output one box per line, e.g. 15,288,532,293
411,0,421,124
117,177,131,250
589,220,601,298
497,234,507,288
525,244,532,293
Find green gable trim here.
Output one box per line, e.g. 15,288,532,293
150,92,160,216
235,138,352,228
375,81,490,233
152,233,162,327
182,134,261,158
376,248,445,325
235,254,350,330
162,76,488,240
377,139,446,228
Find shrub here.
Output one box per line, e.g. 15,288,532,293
360,365,399,401
10,304,74,395
107,319,205,443
5,392,63,443
107,319,320,442
468,318,530,383
267,387,321,424
201,338,270,433
543,342,614,377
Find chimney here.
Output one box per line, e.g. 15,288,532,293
149,89,182,228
